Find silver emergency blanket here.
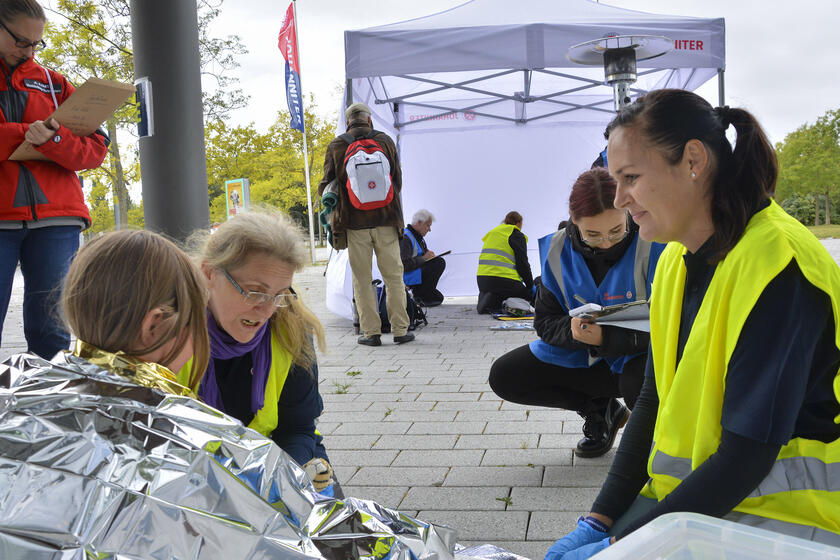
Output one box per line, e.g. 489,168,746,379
0,352,529,559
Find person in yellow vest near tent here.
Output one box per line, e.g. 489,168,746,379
178,210,342,498
546,89,840,560
477,210,534,313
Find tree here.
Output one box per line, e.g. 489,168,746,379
776,109,840,225
204,98,336,229
38,0,246,229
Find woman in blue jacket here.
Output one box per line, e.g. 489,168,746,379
181,210,339,497
489,168,663,458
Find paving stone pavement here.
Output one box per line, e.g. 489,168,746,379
3,239,840,559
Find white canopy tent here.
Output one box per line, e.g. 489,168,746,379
327,0,725,318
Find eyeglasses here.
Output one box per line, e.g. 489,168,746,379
0,20,46,51
581,228,629,247
222,269,298,308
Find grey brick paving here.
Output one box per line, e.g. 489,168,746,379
4,239,838,559
400,486,510,511
393,449,485,467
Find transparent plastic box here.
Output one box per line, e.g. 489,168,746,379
594,512,840,559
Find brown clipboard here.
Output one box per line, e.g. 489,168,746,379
9,77,135,162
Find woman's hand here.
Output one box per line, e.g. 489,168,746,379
25,118,59,146
570,316,603,346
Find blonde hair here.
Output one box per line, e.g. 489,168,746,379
62,230,210,391
193,209,326,368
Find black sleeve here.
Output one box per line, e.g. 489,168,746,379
722,260,839,444
400,234,424,272
615,429,781,539
591,362,658,520
533,282,587,350
272,361,325,466
508,229,534,289
595,326,650,358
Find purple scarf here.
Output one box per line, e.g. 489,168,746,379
199,311,272,414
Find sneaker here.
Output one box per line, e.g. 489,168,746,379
357,334,381,347
575,399,630,458
393,332,415,344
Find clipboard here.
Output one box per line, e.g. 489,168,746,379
569,299,650,332
10,77,136,162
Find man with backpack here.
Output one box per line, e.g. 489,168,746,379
318,102,414,347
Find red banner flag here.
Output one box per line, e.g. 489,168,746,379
277,3,300,74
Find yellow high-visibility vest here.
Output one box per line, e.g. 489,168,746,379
477,223,527,282
178,325,293,438
644,199,840,544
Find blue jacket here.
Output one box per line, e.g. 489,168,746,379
530,229,663,373
403,227,423,286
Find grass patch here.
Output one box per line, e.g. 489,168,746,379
807,224,840,239
333,381,351,394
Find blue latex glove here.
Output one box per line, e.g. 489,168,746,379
544,517,608,560
531,284,538,297
318,483,335,498
560,537,610,560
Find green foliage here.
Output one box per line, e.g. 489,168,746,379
776,108,840,223
38,0,246,231
204,96,337,228
780,192,815,225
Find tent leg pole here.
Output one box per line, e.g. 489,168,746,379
345,78,353,108
717,68,725,107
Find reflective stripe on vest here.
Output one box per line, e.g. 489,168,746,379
531,228,662,373
403,228,423,286
477,224,526,282
177,323,294,438
651,449,840,496
644,199,840,540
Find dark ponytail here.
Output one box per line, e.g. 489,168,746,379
606,89,777,262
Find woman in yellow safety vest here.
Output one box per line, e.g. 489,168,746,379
179,210,339,497
545,89,840,560
476,210,535,313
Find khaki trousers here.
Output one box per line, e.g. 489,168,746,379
347,226,410,337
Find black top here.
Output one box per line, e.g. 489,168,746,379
508,228,534,290
212,352,328,466
592,230,840,538
400,224,429,272
533,223,648,359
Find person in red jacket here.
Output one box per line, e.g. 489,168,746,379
0,0,108,358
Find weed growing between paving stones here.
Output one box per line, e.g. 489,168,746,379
347,370,361,377
333,381,351,394
496,497,513,506
521,441,528,449
384,408,393,417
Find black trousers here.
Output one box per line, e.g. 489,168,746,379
476,275,532,313
408,256,445,305
488,344,646,414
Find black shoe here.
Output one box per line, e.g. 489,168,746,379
575,399,630,458
357,334,381,347
393,332,415,344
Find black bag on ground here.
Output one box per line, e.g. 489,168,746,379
373,279,427,333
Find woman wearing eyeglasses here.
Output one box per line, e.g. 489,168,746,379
489,168,664,458
179,210,340,497
0,0,109,360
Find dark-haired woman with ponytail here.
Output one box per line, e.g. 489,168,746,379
489,168,664,459
545,89,840,560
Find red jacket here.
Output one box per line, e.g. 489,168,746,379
0,57,108,226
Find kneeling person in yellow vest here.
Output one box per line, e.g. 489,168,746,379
545,90,840,560
178,210,341,498
477,210,534,313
